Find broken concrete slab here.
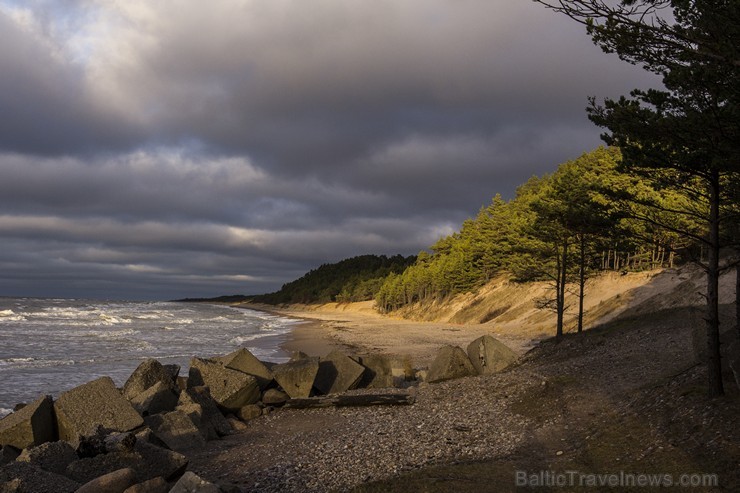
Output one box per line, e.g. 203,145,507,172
466,335,518,374
144,410,207,452
54,377,144,445
218,348,274,389
0,462,80,493
314,350,366,395
427,345,476,383
123,359,178,401
177,386,231,439
357,353,416,387
0,394,55,450
272,357,320,398
188,358,260,412
130,381,179,416
16,440,77,475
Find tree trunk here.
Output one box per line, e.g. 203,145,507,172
556,240,568,341
578,234,586,333
283,392,416,409
736,262,739,343
706,172,724,397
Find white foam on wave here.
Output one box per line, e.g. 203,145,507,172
228,334,264,345
0,309,25,322
0,357,81,369
98,314,132,325
0,408,12,418
0,357,35,366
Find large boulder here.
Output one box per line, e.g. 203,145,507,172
144,410,207,452
188,358,260,412
54,377,144,445
130,381,179,416
0,394,55,449
314,350,366,395
466,335,518,374
427,345,476,383
75,467,137,493
122,476,169,493
125,360,178,398
16,441,77,475
272,357,320,398
261,389,289,407
218,348,274,389
169,471,220,493
177,386,231,439
123,359,178,401
237,404,262,422
0,462,80,493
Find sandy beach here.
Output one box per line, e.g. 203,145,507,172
247,300,538,367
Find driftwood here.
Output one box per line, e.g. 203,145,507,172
283,392,415,409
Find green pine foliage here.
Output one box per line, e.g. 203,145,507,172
376,146,694,314
252,254,416,304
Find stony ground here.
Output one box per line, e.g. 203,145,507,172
189,305,739,492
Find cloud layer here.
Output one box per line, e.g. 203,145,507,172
0,0,657,299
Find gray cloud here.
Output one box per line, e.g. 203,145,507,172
0,0,658,299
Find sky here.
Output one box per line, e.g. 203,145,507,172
0,0,658,300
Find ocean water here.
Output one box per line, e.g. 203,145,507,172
0,298,298,417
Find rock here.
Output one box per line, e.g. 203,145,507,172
0,445,20,465
130,381,179,416
427,345,477,383
466,335,518,374
169,471,220,493
218,348,274,389
75,425,110,458
357,354,416,387
289,351,310,362
0,394,55,449
144,410,207,452
122,359,178,401
16,441,77,475
162,364,181,381
355,354,394,388
237,404,262,422
226,417,248,432
104,432,138,453
123,476,169,493
272,357,320,398
261,389,289,407
133,427,169,450
66,441,187,484
314,350,366,395
0,462,80,493
177,386,231,439
54,377,144,446
188,358,260,412
75,467,136,493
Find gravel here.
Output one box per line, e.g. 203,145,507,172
189,373,534,492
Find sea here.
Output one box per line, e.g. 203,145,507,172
0,297,299,417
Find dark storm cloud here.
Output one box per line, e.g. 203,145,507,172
0,0,659,299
